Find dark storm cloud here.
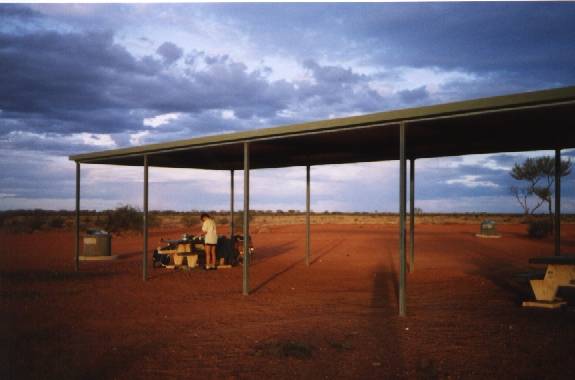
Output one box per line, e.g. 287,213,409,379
294,60,384,115
0,15,388,157
0,151,72,199
302,60,365,84
0,28,297,143
156,41,183,65
398,86,429,105
0,30,146,114
0,4,41,19
2,3,574,211
210,3,575,84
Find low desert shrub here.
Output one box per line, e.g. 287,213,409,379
48,216,66,229
96,205,161,233
234,211,253,230
102,206,138,233
6,215,47,233
26,215,47,232
527,219,553,239
180,214,198,228
216,216,229,225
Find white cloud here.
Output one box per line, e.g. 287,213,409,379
76,133,116,147
3,131,116,149
417,150,556,171
0,196,123,210
221,109,236,120
398,66,477,93
312,162,396,184
446,175,499,188
129,131,150,145
143,112,182,128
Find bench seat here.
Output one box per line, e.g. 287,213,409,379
513,270,545,281
529,256,575,265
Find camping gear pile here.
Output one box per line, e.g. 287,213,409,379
153,234,254,269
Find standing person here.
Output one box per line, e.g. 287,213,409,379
200,213,218,270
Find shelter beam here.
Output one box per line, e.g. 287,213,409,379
243,143,250,295
75,162,80,271
230,169,235,239
143,155,149,281
399,122,407,317
555,149,561,256
409,158,415,273
306,165,311,266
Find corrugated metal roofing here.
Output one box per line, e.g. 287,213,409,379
69,86,575,169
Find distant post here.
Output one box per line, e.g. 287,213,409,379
555,149,561,256
75,161,81,272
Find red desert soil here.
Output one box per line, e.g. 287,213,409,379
1,224,575,379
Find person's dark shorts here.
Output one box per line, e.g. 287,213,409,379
205,243,217,247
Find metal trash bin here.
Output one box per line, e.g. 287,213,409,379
480,220,497,235
476,220,501,238
83,229,112,257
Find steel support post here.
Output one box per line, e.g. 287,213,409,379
555,149,561,256
306,165,311,266
143,155,149,281
243,143,250,295
409,158,415,273
399,122,407,317
75,162,81,271
230,169,235,239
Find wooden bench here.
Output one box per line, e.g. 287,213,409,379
522,255,575,309
161,243,199,269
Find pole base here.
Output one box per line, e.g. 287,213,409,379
79,255,119,261
522,300,566,309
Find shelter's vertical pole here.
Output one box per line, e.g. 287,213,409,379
143,155,149,281
75,161,81,271
230,169,235,239
555,149,561,256
409,158,415,273
306,165,311,266
243,143,250,295
399,122,407,317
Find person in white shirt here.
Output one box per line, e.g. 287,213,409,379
200,213,218,270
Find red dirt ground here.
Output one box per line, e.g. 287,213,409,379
1,224,575,379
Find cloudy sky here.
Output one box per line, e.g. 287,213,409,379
1,2,574,213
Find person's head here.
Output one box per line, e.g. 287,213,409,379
200,213,210,222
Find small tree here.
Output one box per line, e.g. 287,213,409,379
233,211,253,231
102,205,159,233
510,156,572,220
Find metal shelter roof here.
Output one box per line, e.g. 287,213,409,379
69,86,575,169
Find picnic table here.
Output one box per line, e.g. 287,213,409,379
522,255,575,309
156,237,236,269
160,242,200,269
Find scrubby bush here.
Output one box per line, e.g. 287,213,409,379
216,216,229,225
234,211,253,230
27,215,47,231
103,205,143,233
5,215,47,233
48,216,66,229
527,219,553,239
180,214,198,228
